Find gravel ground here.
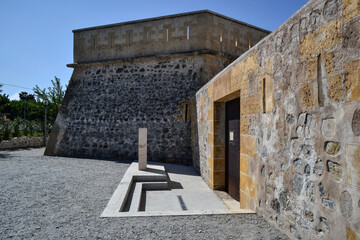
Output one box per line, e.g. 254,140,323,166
0,148,288,240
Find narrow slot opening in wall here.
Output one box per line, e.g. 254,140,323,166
248,39,251,49
187,26,189,40
220,34,223,42
184,103,189,122
317,54,324,107
166,29,169,42
235,38,238,47
263,78,266,113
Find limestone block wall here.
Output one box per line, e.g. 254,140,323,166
46,54,231,164
196,0,360,239
73,10,269,64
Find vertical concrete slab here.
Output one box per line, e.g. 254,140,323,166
138,128,147,170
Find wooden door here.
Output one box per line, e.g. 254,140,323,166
225,98,240,201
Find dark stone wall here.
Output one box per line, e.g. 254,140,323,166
46,54,231,164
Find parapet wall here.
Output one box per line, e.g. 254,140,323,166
73,10,269,63
196,0,360,239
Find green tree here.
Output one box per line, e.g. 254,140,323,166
19,92,35,101
33,76,67,124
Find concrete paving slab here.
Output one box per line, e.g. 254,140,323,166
145,163,228,212
101,162,167,216
102,161,255,217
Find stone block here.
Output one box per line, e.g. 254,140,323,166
207,157,214,169
324,51,334,75
243,51,259,76
138,128,147,170
240,76,249,97
240,116,249,134
343,16,360,50
321,118,336,139
240,154,249,175
213,71,231,101
322,198,336,210
208,108,214,120
208,133,214,144
240,94,262,115
231,64,243,92
240,173,256,199
293,173,304,195
343,0,360,22
327,160,343,181
345,144,360,188
347,227,360,240
340,190,353,218
240,135,257,157
325,141,340,155
327,74,343,102
265,94,274,113
352,108,360,136
300,20,341,60
314,159,324,176
345,60,360,102
301,81,318,107
200,97,205,106
208,83,214,96
240,191,250,209
307,57,318,80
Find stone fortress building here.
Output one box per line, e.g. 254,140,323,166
46,0,360,239
45,10,269,165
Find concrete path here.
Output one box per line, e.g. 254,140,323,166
145,162,229,212
0,148,289,239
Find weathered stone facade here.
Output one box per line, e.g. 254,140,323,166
45,11,269,165
196,0,360,239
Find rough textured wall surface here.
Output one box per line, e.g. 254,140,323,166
46,54,231,164
196,0,360,239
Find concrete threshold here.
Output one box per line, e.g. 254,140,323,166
101,162,255,217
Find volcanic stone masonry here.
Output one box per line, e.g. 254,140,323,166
196,0,360,239
45,10,269,165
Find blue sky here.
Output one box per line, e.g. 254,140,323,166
0,0,308,100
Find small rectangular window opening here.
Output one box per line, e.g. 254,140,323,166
220,34,223,42
166,29,169,42
263,78,266,113
184,104,189,122
187,26,190,40
235,38,238,47
317,54,324,107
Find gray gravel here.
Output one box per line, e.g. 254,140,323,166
0,148,288,240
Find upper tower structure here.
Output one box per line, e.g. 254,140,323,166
72,10,269,64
